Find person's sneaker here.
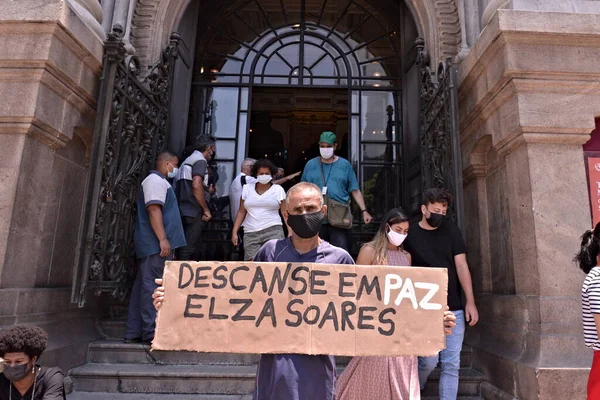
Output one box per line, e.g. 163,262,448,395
123,337,142,344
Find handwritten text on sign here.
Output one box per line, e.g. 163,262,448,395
153,262,448,357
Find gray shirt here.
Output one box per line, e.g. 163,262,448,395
174,150,208,218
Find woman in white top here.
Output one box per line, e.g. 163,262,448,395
231,159,288,260
576,221,600,399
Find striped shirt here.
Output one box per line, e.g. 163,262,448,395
582,267,600,350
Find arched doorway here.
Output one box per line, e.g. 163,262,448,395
72,0,463,303
177,0,419,253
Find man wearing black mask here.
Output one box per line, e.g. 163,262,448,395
403,188,479,400
152,182,354,400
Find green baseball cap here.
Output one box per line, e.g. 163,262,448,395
319,131,337,145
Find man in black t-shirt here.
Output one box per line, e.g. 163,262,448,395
404,188,479,400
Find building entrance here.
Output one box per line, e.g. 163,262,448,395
186,0,410,255
73,0,463,304
247,87,349,179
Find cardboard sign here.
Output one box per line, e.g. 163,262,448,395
588,157,600,226
153,261,448,357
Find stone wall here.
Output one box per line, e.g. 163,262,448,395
458,7,600,399
0,0,105,371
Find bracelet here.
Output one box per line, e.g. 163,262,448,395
361,210,368,214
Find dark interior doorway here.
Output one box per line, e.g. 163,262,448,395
248,87,348,177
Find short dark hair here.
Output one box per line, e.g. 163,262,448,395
252,159,278,177
0,325,48,359
575,222,600,274
182,136,216,158
422,188,453,207
157,151,176,164
197,136,216,152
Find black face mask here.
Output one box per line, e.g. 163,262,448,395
287,211,324,239
426,211,445,228
3,362,31,382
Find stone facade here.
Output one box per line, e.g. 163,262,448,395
459,5,600,399
0,0,104,370
2,0,600,398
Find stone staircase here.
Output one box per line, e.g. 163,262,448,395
67,321,486,399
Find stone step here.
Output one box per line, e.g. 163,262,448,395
87,340,473,368
97,319,127,340
70,363,256,394
422,397,482,400
88,341,260,365
68,394,252,400
70,361,483,396
422,368,486,397
68,394,481,400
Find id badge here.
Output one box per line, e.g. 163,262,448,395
322,186,328,195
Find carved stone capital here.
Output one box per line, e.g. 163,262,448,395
65,0,106,40
481,0,511,28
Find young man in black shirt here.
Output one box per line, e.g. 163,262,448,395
404,188,479,400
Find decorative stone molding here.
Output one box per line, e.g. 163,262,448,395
130,0,164,68
131,0,462,69
66,0,106,41
433,0,462,60
481,0,510,29
74,126,93,166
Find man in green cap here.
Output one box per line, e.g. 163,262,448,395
300,131,372,252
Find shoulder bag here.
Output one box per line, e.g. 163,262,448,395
319,159,353,229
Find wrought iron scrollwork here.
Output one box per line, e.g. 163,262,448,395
416,38,464,229
72,25,181,307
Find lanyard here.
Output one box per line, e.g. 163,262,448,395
319,159,334,187
9,367,37,400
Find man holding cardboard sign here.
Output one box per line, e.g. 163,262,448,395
152,183,451,400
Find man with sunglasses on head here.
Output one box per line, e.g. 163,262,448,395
403,188,479,400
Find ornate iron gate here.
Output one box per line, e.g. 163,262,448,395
71,25,181,307
416,38,464,229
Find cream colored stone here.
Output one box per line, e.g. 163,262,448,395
0,135,26,285
535,367,588,400
526,143,591,296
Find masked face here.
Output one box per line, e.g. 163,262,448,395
319,147,334,160
424,206,446,228
2,355,34,383
286,211,324,239
386,226,407,247
206,146,216,161
257,174,273,185
166,161,178,179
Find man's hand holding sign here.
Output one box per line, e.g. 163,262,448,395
151,182,457,400
152,261,449,356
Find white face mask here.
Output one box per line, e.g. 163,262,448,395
257,175,273,184
167,166,178,179
320,147,334,159
387,229,407,247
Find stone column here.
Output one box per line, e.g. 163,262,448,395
458,8,600,399
0,0,104,370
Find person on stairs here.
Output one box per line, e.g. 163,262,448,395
124,151,186,345
300,131,372,252
231,159,289,261
403,188,479,400
154,182,353,400
0,325,65,400
336,207,457,400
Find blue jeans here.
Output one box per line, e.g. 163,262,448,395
125,253,173,341
418,309,465,400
